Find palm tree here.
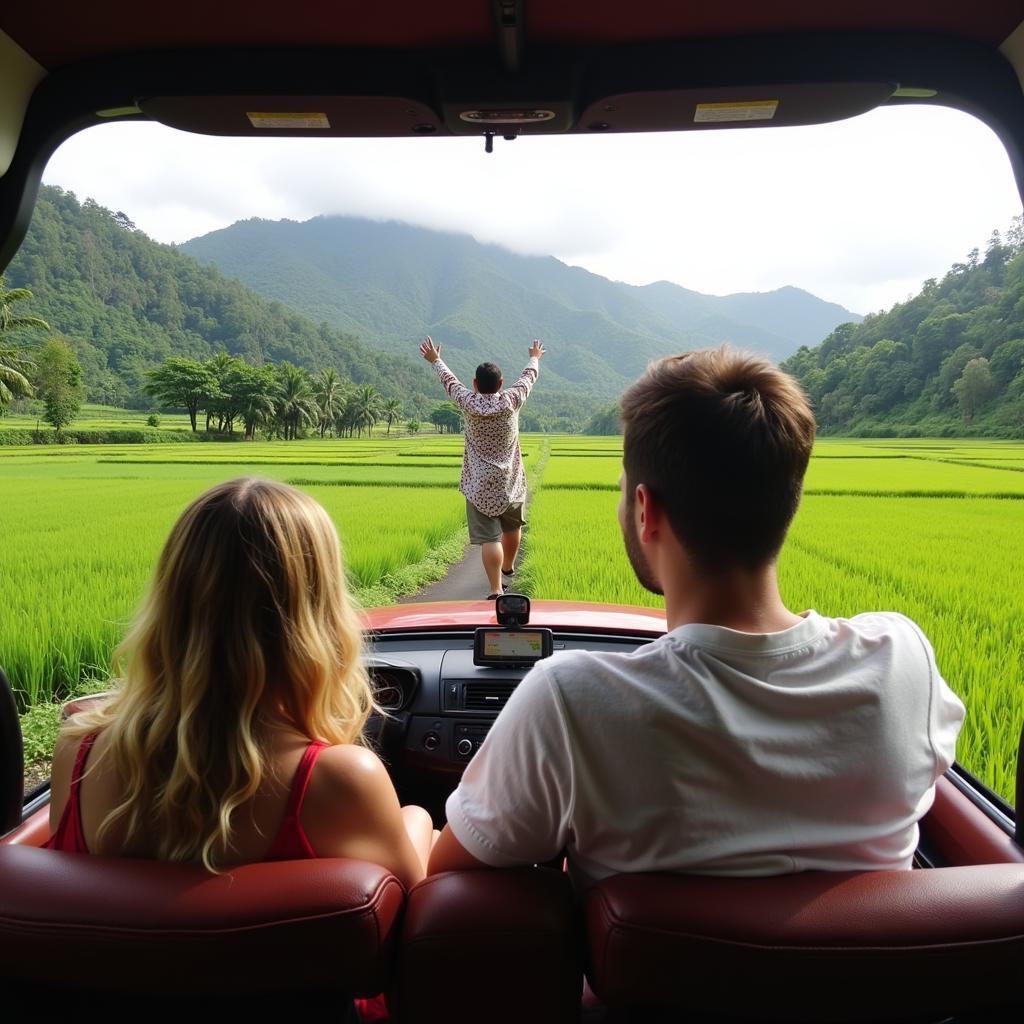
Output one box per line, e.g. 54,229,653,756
0,276,50,406
381,397,402,435
239,373,280,440
351,383,381,438
313,368,345,438
0,344,36,405
275,365,319,440
0,276,50,337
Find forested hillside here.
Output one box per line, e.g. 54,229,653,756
182,215,859,396
4,187,441,417
783,227,1024,436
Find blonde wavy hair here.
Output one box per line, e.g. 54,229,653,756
63,477,374,870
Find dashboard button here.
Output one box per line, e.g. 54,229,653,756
423,732,440,752
456,738,474,757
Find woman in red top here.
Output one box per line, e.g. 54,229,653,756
47,478,433,884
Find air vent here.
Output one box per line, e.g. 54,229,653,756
368,664,419,711
463,681,518,712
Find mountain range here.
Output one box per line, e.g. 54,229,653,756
5,188,861,430
181,216,860,401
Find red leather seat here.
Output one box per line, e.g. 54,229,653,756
0,845,404,1009
585,866,1024,1022
396,867,582,1024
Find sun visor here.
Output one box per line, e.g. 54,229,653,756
575,82,897,133
137,95,445,137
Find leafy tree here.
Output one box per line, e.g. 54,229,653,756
990,338,1024,387
406,418,421,434
584,403,621,435
935,344,981,410
145,357,219,431
381,397,402,435
952,358,997,423
912,309,968,378
430,401,463,434
35,337,85,433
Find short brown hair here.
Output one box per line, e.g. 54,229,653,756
475,362,502,394
620,345,815,570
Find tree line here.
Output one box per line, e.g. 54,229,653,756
144,354,461,439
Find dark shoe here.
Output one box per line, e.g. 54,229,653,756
501,566,515,577
487,593,502,600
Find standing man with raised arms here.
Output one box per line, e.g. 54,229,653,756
420,336,544,598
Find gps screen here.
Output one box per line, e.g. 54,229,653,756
473,627,553,666
484,630,544,658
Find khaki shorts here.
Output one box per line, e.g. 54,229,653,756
466,500,526,545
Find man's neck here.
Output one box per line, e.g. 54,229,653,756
662,562,803,634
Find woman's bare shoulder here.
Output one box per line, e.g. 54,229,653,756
310,744,394,803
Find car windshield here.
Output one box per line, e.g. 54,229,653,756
2,102,1022,804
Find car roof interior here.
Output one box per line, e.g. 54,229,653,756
3,3,1024,268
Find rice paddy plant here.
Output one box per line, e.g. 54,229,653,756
541,456,621,488
805,457,1024,495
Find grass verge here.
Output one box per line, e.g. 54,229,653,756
353,527,470,607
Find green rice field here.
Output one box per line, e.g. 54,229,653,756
3,432,1023,802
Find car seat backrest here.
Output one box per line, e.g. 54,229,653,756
585,866,1024,1022
0,845,404,1002
396,867,582,1024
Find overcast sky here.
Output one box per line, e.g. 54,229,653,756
41,104,1023,316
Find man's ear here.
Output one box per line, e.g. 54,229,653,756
472,379,479,392
634,484,663,544
498,378,504,390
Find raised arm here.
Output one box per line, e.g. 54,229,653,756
505,340,544,411
420,336,473,408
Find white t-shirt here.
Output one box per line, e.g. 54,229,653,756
445,610,965,889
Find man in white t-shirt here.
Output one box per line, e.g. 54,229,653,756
428,345,965,887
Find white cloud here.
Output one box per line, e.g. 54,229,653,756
41,104,1022,315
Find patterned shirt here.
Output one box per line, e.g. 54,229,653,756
432,356,539,517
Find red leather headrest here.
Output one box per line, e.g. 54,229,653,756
397,868,582,1024
0,845,404,996
586,866,1024,1022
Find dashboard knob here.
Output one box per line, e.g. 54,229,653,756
456,738,474,757
423,732,440,752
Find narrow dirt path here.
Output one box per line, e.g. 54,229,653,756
399,440,549,604
398,542,492,602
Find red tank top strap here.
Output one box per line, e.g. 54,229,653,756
265,741,329,861
44,733,98,854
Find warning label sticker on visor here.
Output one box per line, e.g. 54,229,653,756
693,101,778,123
247,112,331,129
